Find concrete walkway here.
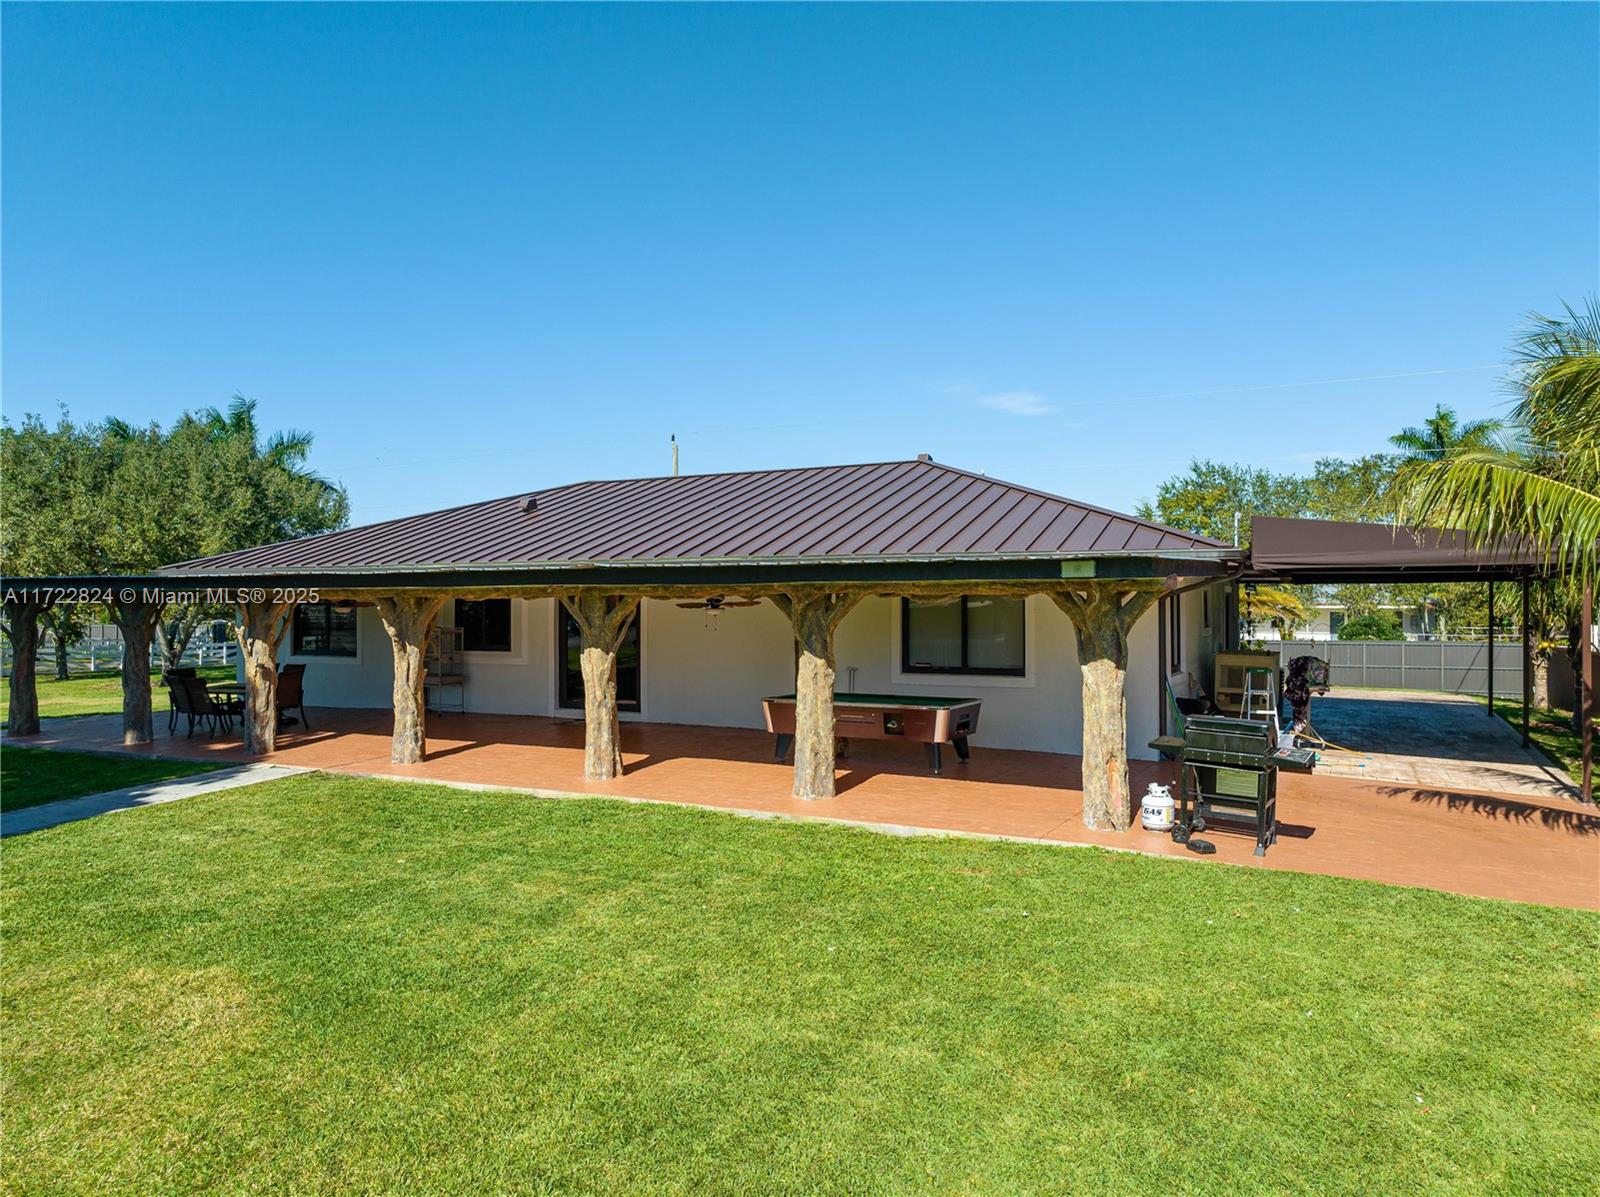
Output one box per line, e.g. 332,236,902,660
2,762,306,837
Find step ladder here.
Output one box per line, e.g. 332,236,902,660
1241,666,1280,736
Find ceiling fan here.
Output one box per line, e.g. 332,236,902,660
674,595,762,611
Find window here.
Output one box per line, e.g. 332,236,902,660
458,599,512,653
292,603,357,657
902,597,1024,676
558,607,641,709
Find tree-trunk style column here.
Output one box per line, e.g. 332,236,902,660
376,595,447,765
772,590,861,800
109,595,164,746
559,592,641,781
233,599,295,755
2,598,50,736
1051,581,1170,831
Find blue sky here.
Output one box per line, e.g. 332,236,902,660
4,3,1595,527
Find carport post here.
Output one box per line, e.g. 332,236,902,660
1485,580,1494,717
1520,574,1531,748
1582,581,1593,803
1156,596,1168,737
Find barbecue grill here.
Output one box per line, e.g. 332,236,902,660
1173,715,1316,856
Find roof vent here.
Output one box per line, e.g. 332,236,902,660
521,496,538,513
916,453,932,463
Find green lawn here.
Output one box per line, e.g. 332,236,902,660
0,665,236,722
3,775,1595,1195
1476,696,1586,778
1,746,224,812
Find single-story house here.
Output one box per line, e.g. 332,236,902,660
1,457,1243,829
10,459,1584,813
1247,600,1441,642
254,466,1238,760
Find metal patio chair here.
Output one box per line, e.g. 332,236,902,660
277,663,308,729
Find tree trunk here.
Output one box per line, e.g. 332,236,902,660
376,596,447,765
109,597,164,746
156,612,201,676
234,600,294,754
1531,649,1552,709
1051,583,1167,831
774,591,861,800
54,633,70,681
559,592,641,781
3,600,47,736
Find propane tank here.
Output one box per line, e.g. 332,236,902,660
1140,782,1176,832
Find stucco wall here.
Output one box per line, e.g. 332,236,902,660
283,590,1192,759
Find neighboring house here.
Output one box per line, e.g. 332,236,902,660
1248,601,1441,642
165,457,1238,762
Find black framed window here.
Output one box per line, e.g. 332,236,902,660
558,607,641,710
292,603,357,657
458,599,512,653
902,596,1024,676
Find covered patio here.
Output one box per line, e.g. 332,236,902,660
5,461,1594,908
5,459,1245,835
21,706,1599,909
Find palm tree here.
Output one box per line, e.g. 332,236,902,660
1240,584,1310,639
1389,403,1503,462
1401,300,1600,587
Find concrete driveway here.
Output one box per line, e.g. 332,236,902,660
1300,688,1577,799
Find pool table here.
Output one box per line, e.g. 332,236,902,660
761,693,982,774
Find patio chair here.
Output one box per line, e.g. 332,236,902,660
1150,671,1216,759
277,663,308,729
168,674,203,737
162,666,197,733
180,676,240,738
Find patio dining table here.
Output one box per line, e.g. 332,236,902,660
207,680,302,728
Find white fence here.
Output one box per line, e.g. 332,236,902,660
3,635,237,675
1271,639,1524,696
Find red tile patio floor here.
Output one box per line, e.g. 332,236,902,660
12,708,1599,910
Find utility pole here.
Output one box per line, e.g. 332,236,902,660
671,434,679,477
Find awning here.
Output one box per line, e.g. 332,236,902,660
1247,517,1558,583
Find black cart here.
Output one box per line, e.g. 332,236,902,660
1174,715,1315,856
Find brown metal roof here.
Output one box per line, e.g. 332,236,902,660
1248,516,1558,582
162,458,1230,574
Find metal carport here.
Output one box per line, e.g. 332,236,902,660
1245,516,1594,802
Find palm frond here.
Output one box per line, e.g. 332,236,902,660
1240,585,1310,630
1389,427,1436,455
226,394,259,437
1402,450,1600,586
265,429,314,466
1453,416,1504,449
